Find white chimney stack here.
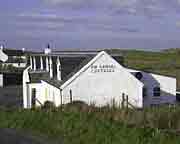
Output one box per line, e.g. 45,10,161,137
0,45,8,62
22,48,25,52
0,45,4,50
44,43,52,54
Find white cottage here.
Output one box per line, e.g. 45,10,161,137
23,51,176,109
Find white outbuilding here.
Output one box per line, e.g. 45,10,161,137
23,51,176,109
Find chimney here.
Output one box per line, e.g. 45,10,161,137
44,43,52,54
22,48,25,52
0,44,4,50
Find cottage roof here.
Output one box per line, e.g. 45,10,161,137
28,51,124,88
28,56,94,88
29,70,49,83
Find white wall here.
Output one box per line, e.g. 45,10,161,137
61,52,143,108
40,81,61,107
26,81,61,108
127,69,176,106
23,66,61,108
149,74,176,105
0,74,3,87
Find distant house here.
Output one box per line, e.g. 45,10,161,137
0,46,28,87
1,48,27,68
23,50,176,109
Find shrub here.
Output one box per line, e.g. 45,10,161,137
64,100,89,112
42,101,55,110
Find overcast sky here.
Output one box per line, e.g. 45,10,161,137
1,0,180,51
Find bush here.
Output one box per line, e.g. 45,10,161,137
64,100,89,112
42,101,55,110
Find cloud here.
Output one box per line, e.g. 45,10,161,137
41,0,175,18
43,0,137,5
42,0,140,12
18,13,58,19
44,0,82,4
176,21,180,27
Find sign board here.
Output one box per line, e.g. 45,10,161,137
91,64,116,73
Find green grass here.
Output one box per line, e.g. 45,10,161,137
0,106,180,144
106,49,180,89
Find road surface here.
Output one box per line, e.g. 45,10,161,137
0,128,60,144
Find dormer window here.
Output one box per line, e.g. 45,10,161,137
135,72,143,80
153,87,160,97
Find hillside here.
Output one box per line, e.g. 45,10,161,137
106,49,180,89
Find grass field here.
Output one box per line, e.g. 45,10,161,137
0,105,180,144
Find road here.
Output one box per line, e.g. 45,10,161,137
0,128,60,144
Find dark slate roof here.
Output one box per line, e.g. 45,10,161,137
33,55,123,80
49,55,123,87
5,57,26,63
28,52,124,88
29,70,63,88
61,56,94,84
29,70,49,83
60,56,87,79
60,53,124,83
43,79,63,88
28,56,93,88
3,49,25,56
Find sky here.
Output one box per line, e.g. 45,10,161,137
1,0,180,51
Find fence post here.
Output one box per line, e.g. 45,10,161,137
60,89,62,108
122,93,125,109
70,89,72,103
126,95,128,110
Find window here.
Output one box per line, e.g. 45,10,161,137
176,92,180,102
153,87,160,97
143,87,147,97
135,72,143,80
